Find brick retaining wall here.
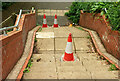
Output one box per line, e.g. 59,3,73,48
0,11,36,80
79,11,120,60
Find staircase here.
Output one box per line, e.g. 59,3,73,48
22,27,118,79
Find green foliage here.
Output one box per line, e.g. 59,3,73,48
65,2,120,31
23,67,29,73
6,29,13,33
109,64,118,71
65,2,81,24
23,59,32,73
87,36,91,39
78,27,83,30
2,2,14,9
34,37,37,42
75,26,84,31
36,23,40,26
37,28,42,32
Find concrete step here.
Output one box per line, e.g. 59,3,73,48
35,38,54,50
77,53,100,61
22,27,119,80
74,38,92,51
57,72,92,79
65,27,90,37
55,38,75,51
91,71,119,79
28,62,56,72
32,54,55,62
23,72,57,79
30,62,56,67
57,66,86,72
57,61,83,66
29,67,56,72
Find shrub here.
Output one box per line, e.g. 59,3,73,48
65,2,120,31
2,2,14,9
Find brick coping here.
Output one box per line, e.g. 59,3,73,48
76,26,120,69
5,26,40,80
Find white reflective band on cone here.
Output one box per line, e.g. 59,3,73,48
43,19,46,24
54,19,57,24
65,42,73,54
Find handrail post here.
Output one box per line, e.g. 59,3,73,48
31,7,34,13
3,30,8,36
16,9,22,31
0,9,35,36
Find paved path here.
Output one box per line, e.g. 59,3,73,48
37,9,70,26
22,27,119,80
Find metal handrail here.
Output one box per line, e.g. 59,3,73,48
0,13,17,26
0,8,34,36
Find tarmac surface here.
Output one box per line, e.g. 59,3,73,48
22,27,119,80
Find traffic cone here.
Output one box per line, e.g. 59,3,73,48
53,14,59,27
42,14,48,28
69,24,72,27
61,33,75,61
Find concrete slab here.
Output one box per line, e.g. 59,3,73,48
77,53,98,61
41,27,54,32
65,27,89,37
35,38,54,50
82,60,112,72
82,60,103,67
31,62,56,67
57,72,73,79
54,27,71,37
59,61,83,66
91,71,119,79
23,72,57,79
34,50,54,54
55,50,66,54
29,66,56,72
29,62,56,72
32,54,55,62
36,32,54,38
58,72,92,79
70,72,92,79
74,38,91,51
55,38,75,51
95,79,119,81
57,66,86,72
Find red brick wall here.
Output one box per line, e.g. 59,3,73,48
0,12,36,80
79,12,120,60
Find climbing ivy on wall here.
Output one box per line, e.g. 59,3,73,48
65,2,120,31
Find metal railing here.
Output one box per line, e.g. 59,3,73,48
0,7,35,36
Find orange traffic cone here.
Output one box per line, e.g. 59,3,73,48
42,14,48,28
61,33,75,61
53,14,59,27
